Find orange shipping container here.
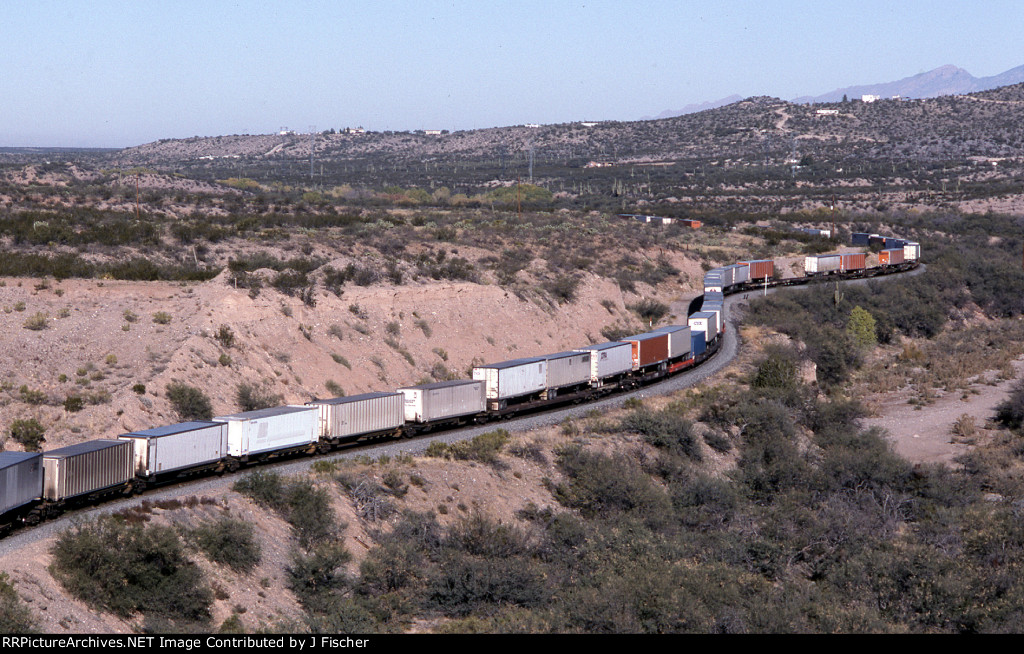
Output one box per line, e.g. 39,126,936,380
879,249,904,265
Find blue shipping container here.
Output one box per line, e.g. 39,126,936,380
690,332,707,356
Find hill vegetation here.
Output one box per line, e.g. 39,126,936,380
3,81,1024,634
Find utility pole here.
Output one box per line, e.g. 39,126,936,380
309,126,316,182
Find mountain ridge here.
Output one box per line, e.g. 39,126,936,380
647,63,1024,119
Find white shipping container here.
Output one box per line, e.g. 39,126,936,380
214,406,318,458
688,311,720,343
398,380,486,423
702,301,724,330
651,325,693,359
805,254,841,274
43,440,134,502
473,357,547,401
543,351,592,390
904,242,920,261
0,452,43,516
573,342,634,383
308,392,404,440
703,272,724,293
119,421,228,478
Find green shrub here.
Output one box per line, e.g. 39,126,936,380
132,383,146,395
49,516,212,624
165,382,213,421
190,518,261,573
553,445,672,527
995,379,1024,431
620,407,701,461
331,353,351,369
19,385,46,405
235,472,337,550
432,430,511,464
751,351,798,391
628,298,670,325
287,543,352,613
64,396,84,413
9,418,45,451
152,311,172,324
235,382,282,412
215,324,235,348
22,312,48,330
0,572,36,633
234,471,286,508
427,551,550,617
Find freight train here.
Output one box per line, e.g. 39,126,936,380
0,234,921,536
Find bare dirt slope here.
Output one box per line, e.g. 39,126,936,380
863,359,1024,465
0,270,681,450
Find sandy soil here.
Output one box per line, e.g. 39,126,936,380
863,359,1024,465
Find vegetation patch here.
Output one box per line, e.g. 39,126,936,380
49,516,213,626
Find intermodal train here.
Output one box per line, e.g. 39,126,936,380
0,233,920,535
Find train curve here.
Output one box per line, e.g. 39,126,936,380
0,262,927,556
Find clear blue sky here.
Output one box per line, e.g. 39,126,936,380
2,0,1022,147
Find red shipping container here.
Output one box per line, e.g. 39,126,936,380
740,260,774,281
619,332,670,369
839,253,866,272
879,249,904,265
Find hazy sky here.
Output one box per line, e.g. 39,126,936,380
3,0,1022,147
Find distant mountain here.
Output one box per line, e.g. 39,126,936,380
792,63,1024,103
640,95,744,120
645,64,1024,119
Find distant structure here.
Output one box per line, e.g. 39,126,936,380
861,94,880,103
342,127,366,135
815,109,840,115
423,130,442,136
618,214,701,229
524,123,540,128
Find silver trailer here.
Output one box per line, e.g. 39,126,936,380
573,341,634,385
472,357,547,404
688,311,720,342
725,263,750,285
307,392,404,440
398,380,486,423
213,406,318,458
119,421,228,479
718,265,736,288
542,351,592,395
0,452,43,516
650,325,693,359
805,254,841,274
903,242,921,261
43,440,134,502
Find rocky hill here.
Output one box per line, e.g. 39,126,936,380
107,83,1024,173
